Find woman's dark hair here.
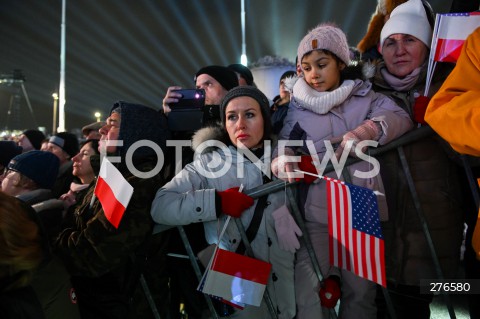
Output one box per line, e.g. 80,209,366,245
81,139,100,155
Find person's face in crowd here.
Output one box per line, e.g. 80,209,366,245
1,169,21,196
279,79,290,101
301,50,345,92
195,74,228,105
382,34,429,78
17,134,34,152
40,141,49,151
47,142,70,164
99,112,121,154
225,96,264,149
0,165,6,185
235,73,249,86
72,142,96,184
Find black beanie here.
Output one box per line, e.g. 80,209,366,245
8,151,60,189
0,141,22,167
22,129,46,150
220,86,272,140
49,132,79,158
228,63,254,86
194,65,239,91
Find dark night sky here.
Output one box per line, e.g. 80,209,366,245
0,0,450,135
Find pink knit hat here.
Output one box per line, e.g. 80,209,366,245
297,23,351,67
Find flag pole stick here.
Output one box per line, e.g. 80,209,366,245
284,186,338,319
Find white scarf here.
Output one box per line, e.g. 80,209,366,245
292,78,355,115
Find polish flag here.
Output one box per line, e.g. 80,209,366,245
94,158,133,228
432,12,480,63
198,248,272,307
425,12,480,95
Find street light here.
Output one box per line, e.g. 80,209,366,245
52,93,58,134
94,112,101,122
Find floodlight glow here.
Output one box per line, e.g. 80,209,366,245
241,54,248,66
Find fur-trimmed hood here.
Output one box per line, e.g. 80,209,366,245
191,125,229,153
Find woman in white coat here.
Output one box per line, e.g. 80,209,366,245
151,86,298,319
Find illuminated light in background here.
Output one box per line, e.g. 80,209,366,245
0,1,452,131
241,54,247,66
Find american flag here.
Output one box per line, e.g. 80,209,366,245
326,177,386,287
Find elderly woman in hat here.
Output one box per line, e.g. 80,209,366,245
152,86,297,319
369,0,466,317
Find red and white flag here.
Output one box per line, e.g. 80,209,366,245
326,177,386,287
198,247,272,307
425,12,480,95
94,158,133,228
432,12,480,63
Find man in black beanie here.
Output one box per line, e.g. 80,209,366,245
228,63,256,86
46,132,80,198
162,64,238,124
18,129,46,152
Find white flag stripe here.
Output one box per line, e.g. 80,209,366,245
202,270,267,307
99,159,133,207
347,188,355,273
356,231,363,278
375,239,382,283
437,15,480,39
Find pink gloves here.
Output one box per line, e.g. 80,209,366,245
319,276,341,309
332,119,381,158
272,205,303,253
413,95,430,125
217,187,254,218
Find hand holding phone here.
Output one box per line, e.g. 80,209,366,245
170,89,205,109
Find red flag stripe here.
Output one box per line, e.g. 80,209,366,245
210,249,271,284
94,176,127,228
341,184,350,270
434,38,464,62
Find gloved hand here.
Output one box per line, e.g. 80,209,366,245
297,155,319,184
319,276,341,309
333,120,381,159
217,187,254,218
413,95,430,125
272,205,303,253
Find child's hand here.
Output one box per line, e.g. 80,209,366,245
271,148,297,183
331,120,381,159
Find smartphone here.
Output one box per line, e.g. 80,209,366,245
170,89,205,109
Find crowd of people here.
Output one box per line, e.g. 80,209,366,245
1,0,479,318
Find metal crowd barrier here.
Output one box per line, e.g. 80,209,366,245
146,125,478,319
